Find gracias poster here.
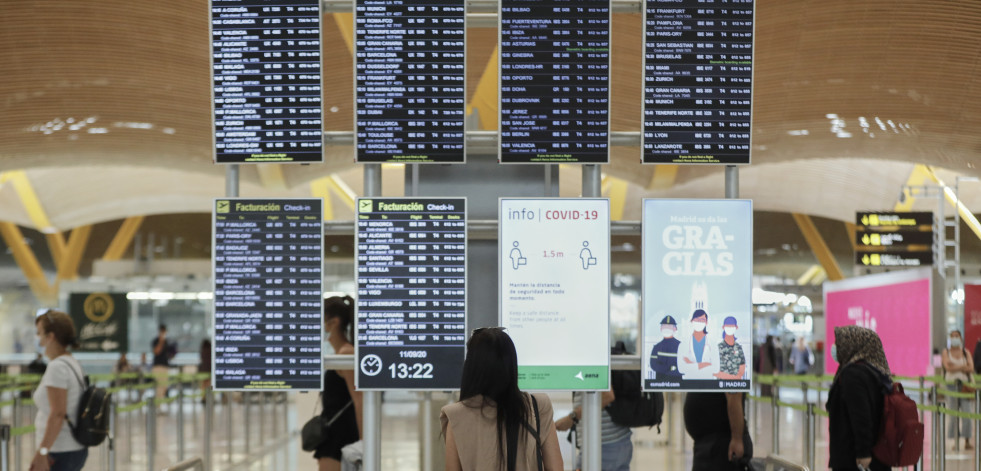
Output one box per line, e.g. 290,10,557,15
642,199,753,392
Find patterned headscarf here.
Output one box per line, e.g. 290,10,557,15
833,325,891,381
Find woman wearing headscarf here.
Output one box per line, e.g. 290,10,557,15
826,326,891,471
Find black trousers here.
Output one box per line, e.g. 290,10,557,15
691,431,754,471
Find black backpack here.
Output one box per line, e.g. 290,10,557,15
60,358,112,447
604,342,664,429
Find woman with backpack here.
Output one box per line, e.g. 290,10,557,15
31,310,88,471
826,325,891,471
441,327,563,471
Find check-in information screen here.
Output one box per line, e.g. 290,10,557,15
355,198,467,390
499,198,610,390
212,198,323,390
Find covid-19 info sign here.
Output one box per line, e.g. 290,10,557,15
500,198,610,391
642,199,752,392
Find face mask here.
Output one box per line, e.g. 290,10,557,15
35,336,44,353
830,344,837,363
691,322,706,332
724,327,737,336
661,328,674,338
951,338,963,348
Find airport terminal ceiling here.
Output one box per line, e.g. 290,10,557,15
0,0,980,283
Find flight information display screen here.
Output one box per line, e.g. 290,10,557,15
355,0,467,163
212,198,323,390
210,0,324,163
642,0,754,164
355,198,466,390
499,0,610,164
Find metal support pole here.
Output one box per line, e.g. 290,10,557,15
666,392,674,446
408,164,419,196
225,164,240,198
932,386,939,468
126,396,133,463
146,397,156,471
975,389,981,470
259,392,267,447
11,397,20,471
244,392,251,453
422,392,433,471
226,392,233,463
771,384,780,455
545,164,559,197
177,384,186,461
1,424,10,471
581,165,601,198
938,402,946,471
363,164,382,197
679,392,686,453
108,393,117,471
192,384,199,440
725,165,739,199
805,403,816,471
204,389,214,471
582,392,602,471
363,391,382,471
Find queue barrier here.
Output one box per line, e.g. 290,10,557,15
0,370,290,471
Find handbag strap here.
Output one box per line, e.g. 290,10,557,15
325,400,354,427
521,394,544,471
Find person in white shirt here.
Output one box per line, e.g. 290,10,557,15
678,309,719,380
31,310,87,471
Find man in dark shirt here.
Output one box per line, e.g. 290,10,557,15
151,324,175,404
684,392,753,471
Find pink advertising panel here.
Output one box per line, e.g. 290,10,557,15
824,268,932,376
964,284,981,355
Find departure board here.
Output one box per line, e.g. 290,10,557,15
642,0,754,164
210,0,324,163
355,0,467,163
499,0,611,164
212,199,323,390
355,198,467,390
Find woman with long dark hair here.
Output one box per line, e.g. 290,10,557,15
441,328,563,471
313,296,363,471
826,325,891,471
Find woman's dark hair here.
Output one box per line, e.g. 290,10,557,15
324,295,355,343
690,308,709,334
459,328,529,471
35,310,79,349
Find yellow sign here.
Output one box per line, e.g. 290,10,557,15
359,199,373,213
83,293,114,323
216,200,230,213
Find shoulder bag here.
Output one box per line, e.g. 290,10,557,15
302,394,353,452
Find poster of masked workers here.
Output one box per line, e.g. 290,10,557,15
642,199,753,392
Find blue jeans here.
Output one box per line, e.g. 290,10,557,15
49,448,88,471
601,436,633,471
577,435,634,471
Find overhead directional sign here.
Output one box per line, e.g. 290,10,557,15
856,211,933,228
500,198,610,390
856,231,933,247
355,197,467,390
857,252,933,268
855,211,934,268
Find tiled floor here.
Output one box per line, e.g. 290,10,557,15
2,387,976,470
